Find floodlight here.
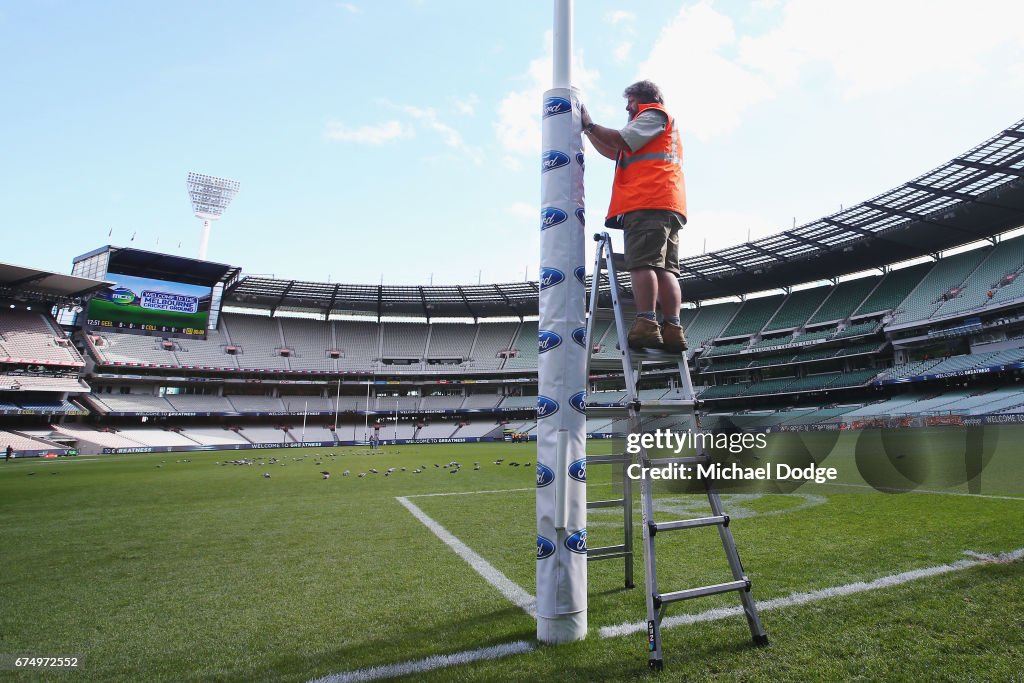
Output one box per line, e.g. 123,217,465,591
186,171,240,260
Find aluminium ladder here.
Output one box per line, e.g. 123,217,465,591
584,231,768,670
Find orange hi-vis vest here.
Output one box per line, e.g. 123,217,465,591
605,102,687,227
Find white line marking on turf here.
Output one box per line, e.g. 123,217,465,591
827,482,1024,501
307,640,535,683
405,482,613,499
599,546,1024,639
396,496,537,618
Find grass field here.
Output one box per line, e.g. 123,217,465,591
0,428,1022,682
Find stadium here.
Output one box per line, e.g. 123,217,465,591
3,4,1024,682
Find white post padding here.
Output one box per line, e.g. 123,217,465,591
536,84,587,643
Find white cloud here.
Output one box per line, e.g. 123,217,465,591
324,120,409,144
395,103,483,164
738,0,1024,100
613,42,632,64
605,10,635,25
506,202,537,223
679,209,781,258
632,0,1024,142
496,31,600,162
453,93,479,116
336,2,360,13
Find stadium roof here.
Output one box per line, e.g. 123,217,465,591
672,116,1024,300
0,262,110,303
225,278,539,319
225,116,1024,317
73,246,240,287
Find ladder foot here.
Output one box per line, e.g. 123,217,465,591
625,580,635,589
753,634,770,647
648,658,663,671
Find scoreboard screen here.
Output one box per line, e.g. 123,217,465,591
85,273,213,339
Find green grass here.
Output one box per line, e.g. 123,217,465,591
0,431,1021,682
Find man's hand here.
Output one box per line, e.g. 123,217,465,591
580,103,593,130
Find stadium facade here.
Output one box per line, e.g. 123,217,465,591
2,118,1024,455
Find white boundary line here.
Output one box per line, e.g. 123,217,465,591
306,640,535,683
599,546,1024,639
396,496,537,618
826,482,1024,501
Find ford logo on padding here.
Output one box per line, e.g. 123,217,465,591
568,458,586,483
575,207,585,225
543,96,571,118
539,268,564,290
574,266,586,285
538,329,562,354
565,529,587,554
536,395,559,418
572,327,587,347
569,391,586,414
536,462,555,488
542,150,570,173
537,535,556,559
540,207,568,231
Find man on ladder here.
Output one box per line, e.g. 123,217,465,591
582,80,768,670
581,79,687,353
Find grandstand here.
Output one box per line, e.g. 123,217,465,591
2,117,1024,452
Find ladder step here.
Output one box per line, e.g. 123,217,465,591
650,515,728,534
586,400,697,418
654,579,750,606
644,454,709,467
586,454,630,465
588,544,631,560
588,498,627,509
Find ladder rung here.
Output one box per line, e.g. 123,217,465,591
644,455,709,467
586,454,630,465
587,498,626,509
587,544,631,560
654,579,750,606
585,400,697,418
650,515,727,534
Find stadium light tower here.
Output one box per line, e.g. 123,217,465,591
186,172,240,260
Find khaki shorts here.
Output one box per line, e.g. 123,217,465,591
623,210,684,275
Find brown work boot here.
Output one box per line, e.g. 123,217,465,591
627,317,663,350
661,322,688,353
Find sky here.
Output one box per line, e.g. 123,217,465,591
2,0,1023,289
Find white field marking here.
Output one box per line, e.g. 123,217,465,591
599,546,1024,639
396,496,537,617
826,482,1024,501
405,482,613,499
307,640,535,683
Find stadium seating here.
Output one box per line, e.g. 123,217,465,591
227,395,287,412
419,395,467,410
806,275,881,325
467,322,518,370
91,331,179,366
0,311,84,366
933,237,1024,317
854,262,934,317
334,320,380,371
505,321,539,369
462,393,502,409
889,249,990,325
178,427,251,446
279,317,335,371
0,430,64,451
414,422,459,438
720,295,786,339
91,394,175,413
221,314,289,370
500,395,537,409
763,287,831,333
381,322,429,362
173,325,238,370
163,394,233,412
50,424,146,449
686,302,741,350
114,429,200,447
426,322,477,362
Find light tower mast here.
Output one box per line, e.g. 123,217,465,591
186,172,240,260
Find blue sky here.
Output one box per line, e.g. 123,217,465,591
2,1,1023,287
